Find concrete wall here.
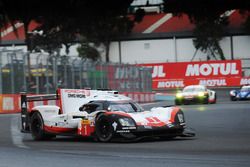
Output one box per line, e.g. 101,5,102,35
109,35,250,64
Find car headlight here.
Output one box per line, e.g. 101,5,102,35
176,93,183,98
119,118,135,127
198,92,205,97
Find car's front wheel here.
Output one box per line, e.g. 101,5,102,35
175,99,182,105
95,115,114,142
203,96,209,104
230,96,236,101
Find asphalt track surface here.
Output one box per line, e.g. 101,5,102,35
0,89,250,167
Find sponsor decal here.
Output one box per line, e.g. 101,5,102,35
63,89,90,98
199,79,227,86
112,122,118,131
114,66,143,90
177,114,184,123
152,65,166,78
67,94,86,98
116,130,130,133
122,127,136,130
141,60,244,89
240,78,250,85
64,89,87,94
44,110,56,113
105,65,150,92
157,80,184,88
119,82,142,89
185,62,239,77
115,67,139,79
21,102,26,108
142,60,241,79
145,117,166,127
57,122,66,127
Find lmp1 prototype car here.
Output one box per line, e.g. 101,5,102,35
175,85,216,105
21,89,195,142
230,85,250,101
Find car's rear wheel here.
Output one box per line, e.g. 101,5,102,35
30,112,54,140
95,115,114,142
212,94,217,104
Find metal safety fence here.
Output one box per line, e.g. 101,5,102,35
0,49,152,94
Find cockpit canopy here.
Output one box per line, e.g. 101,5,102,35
79,100,144,113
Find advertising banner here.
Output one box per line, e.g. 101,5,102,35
98,65,152,92
141,60,247,89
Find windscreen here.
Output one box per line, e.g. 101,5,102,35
183,86,205,92
241,87,250,92
108,102,144,113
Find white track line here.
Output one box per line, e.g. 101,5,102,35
11,115,29,149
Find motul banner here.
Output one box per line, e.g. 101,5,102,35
153,77,250,89
141,60,248,89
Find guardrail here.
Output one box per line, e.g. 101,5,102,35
0,50,152,94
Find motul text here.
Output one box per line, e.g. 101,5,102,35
185,62,239,77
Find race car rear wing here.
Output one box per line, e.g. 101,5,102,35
20,88,120,132
20,93,58,132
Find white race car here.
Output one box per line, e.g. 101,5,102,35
21,89,195,142
175,85,216,105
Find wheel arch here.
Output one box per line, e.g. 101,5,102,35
29,109,40,119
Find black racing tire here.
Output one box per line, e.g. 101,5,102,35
30,112,54,140
212,94,217,104
175,99,182,105
230,96,236,101
204,96,209,104
95,115,114,142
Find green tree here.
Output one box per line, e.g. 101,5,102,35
77,41,100,61
0,0,134,62
190,11,229,60
163,0,230,60
77,15,133,62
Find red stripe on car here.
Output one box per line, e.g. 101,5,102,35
169,107,180,123
44,125,76,134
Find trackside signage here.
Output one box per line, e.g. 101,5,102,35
185,62,239,77
141,60,247,89
97,65,150,92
